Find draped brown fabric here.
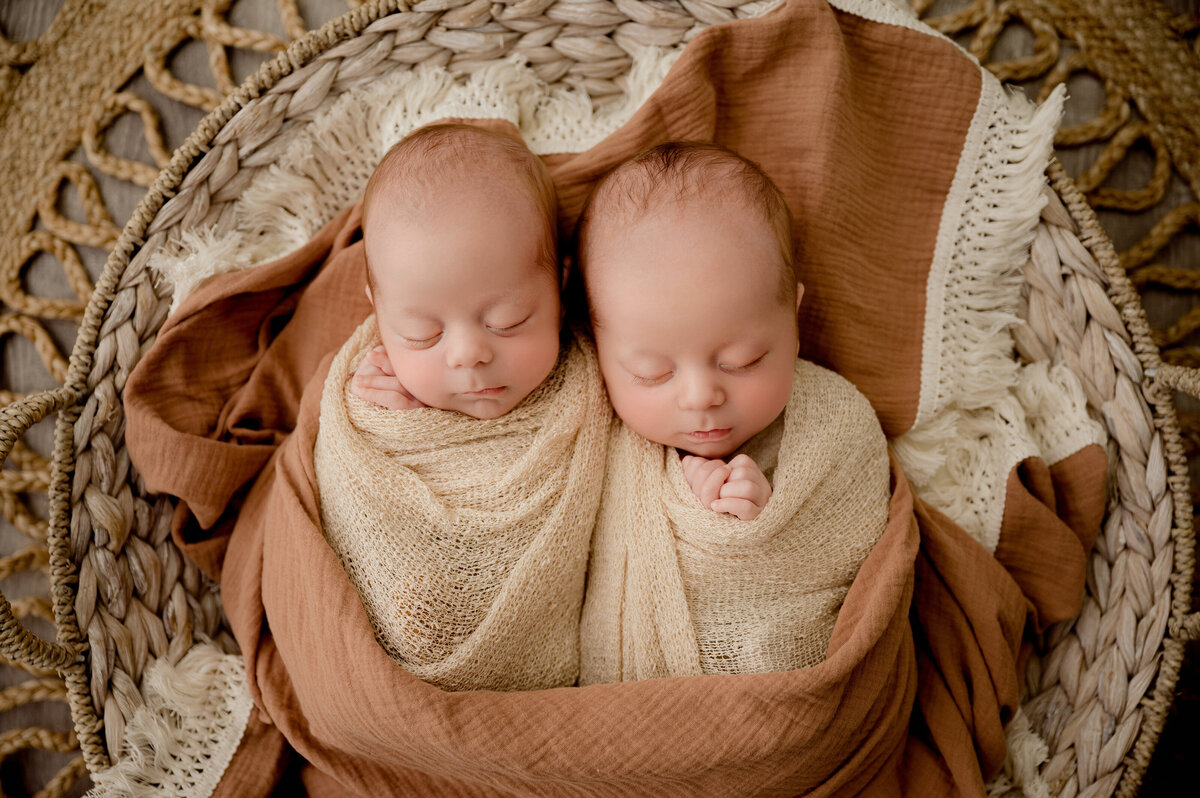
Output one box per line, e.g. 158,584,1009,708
124,0,1109,794
126,202,1105,798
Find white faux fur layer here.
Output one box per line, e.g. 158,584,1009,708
86,643,253,798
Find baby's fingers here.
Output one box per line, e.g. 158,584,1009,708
699,464,730,509
352,385,418,410
365,346,395,375
727,465,768,487
718,478,771,505
682,456,722,496
354,374,406,391
680,455,704,481
709,497,762,521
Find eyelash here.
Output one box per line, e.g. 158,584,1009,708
398,316,530,348
400,333,441,349
721,354,766,373
487,316,530,335
631,355,766,385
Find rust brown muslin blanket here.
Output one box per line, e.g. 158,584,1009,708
124,0,1109,795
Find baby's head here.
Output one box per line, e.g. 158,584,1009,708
577,141,802,457
362,123,562,419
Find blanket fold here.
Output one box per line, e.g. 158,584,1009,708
581,360,890,683
313,317,609,691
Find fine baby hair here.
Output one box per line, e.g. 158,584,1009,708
361,121,560,291
575,140,799,313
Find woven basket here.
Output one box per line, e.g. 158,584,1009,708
0,0,1195,795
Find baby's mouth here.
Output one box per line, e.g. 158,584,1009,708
686,428,731,442
462,386,506,397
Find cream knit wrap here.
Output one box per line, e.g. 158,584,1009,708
580,359,891,683
313,317,610,692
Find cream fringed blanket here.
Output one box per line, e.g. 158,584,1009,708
581,360,891,683
313,317,610,692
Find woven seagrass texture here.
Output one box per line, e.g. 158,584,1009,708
1014,164,1195,798
0,0,1198,796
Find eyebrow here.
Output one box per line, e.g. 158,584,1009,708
393,291,532,318
619,348,676,360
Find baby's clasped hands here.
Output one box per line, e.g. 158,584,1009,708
681,453,771,521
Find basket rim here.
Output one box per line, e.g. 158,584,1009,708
1044,159,1196,798
39,2,1197,794
45,0,405,771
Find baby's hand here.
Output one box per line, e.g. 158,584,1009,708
351,345,426,410
711,454,772,521
681,453,771,521
681,455,732,511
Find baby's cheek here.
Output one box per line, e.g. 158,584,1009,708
507,329,561,391
387,350,445,404
609,384,674,447
746,367,794,427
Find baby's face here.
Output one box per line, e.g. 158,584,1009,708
366,191,561,419
588,199,799,458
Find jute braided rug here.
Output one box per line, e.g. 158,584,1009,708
0,0,1197,795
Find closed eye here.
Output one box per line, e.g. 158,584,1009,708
399,333,442,349
631,372,672,386
487,315,531,335
720,354,766,374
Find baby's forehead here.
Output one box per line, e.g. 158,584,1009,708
598,162,748,212
369,158,529,213
587,195,770,271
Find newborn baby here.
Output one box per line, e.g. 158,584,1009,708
577,142,891,681
314,123,610,692
350,123,561,416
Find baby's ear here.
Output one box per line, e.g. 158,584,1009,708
364,282,373,305
795,281,805,312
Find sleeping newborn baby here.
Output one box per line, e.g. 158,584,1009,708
577,142,891,682
313,123,609,692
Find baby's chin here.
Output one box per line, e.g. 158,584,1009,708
669,431,755,460
424,392,527,420
458,401,518,420
675,442,741,459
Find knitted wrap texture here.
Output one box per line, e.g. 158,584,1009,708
314,319,610,691
580,359,891,682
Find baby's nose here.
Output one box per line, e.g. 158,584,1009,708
678,374,724,411
445,330,493,368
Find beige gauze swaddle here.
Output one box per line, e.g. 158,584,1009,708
580,359,890,684
314,317,610,691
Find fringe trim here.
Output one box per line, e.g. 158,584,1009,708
893,362,1106,552
918,80,1066,425
152,49,683,315
985,708,1052,798
830,0,1091,553
86,644,253,798
891,68,1075,549
1015,360,1108,466
831,0,1066,426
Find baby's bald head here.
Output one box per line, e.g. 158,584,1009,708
362,123,558,297
575,141,797,321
